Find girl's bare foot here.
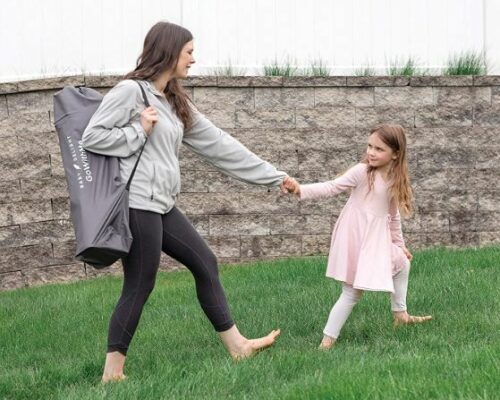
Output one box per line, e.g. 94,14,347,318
102,351,127,383
393,311,432,327
319,335,336,350
219,325,280,361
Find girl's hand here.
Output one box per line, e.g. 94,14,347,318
281,176,301,196
140,106,158,136
402,247,413,261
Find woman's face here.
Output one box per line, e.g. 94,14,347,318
366,132,397,169
173,40,195,79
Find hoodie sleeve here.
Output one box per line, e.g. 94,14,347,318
82,80,147,157
182,109,287,187
299,163,367,200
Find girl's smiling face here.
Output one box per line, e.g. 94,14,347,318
366,132,397,169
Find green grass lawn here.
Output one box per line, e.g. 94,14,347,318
0,247,499,399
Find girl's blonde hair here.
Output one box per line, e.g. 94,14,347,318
362,124,413,217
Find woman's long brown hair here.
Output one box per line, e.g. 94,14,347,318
125,21,194,128
362,124,413,217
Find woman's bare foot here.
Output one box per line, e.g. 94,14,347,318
102,373,127,383
219,325,280,361
393,311,432,327
319,335,336,350
102,351,127,383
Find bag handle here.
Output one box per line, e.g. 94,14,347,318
126,80,150,191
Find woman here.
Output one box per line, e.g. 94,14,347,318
82,21,291,382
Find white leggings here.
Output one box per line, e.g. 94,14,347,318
323,263,410,339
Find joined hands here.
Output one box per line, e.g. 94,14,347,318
280,176,301,196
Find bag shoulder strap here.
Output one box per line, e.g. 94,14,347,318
136,80,150,108
126,80,150,191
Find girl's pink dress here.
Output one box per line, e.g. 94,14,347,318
300,163,409,293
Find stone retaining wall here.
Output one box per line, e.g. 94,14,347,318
1,75,499,290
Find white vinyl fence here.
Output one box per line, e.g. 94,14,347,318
0,0,498,82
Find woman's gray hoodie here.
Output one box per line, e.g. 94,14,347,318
82,79,287,214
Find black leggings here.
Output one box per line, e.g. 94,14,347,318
107,207,234,355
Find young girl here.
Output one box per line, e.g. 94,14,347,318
283,124,432,349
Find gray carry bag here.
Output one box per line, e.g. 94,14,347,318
53,81,149,268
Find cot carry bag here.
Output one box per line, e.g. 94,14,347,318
53,81,149,268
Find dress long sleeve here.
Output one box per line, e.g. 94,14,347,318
389,197,405,248
299,163,366,201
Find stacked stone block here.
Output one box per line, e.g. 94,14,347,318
0,75,498,290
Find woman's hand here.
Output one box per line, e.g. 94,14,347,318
140,106,158,136
281,176,301,196
402,247,413,261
